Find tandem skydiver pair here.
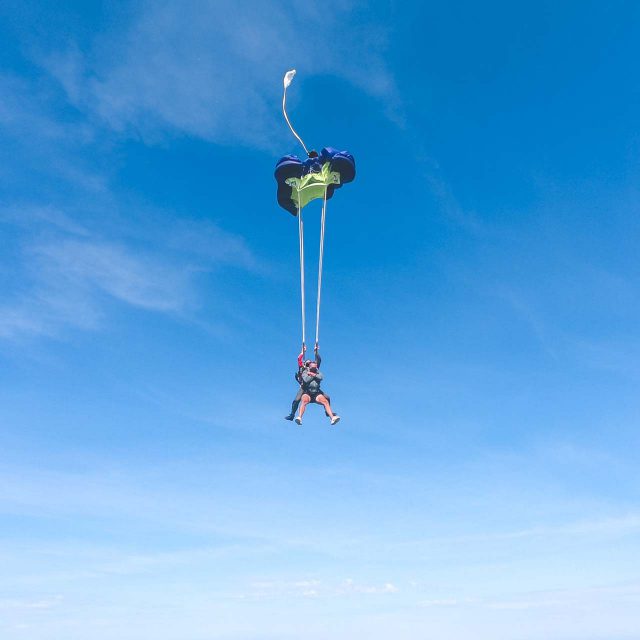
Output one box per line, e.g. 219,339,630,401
285,343,339,426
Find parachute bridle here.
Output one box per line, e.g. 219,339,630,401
282,70,309,157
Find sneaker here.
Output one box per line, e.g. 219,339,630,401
294,416,302,425
330,415,340,426
285,414,294,421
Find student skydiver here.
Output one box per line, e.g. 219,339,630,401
295,358,339,426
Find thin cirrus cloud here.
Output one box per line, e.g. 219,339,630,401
0,205,258,340
44,0,398,148
0,72,107,197
248,578,398,599
417,582,640,611
0,237,193,339
0,597,63,612
33,238,195,312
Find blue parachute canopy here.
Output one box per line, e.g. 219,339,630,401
274,147,356,216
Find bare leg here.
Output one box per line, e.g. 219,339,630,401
298,394,311,418
315,394,335,419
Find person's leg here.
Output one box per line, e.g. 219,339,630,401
323,392,331,417
315,394,336,420
286,388,303,420
298,394,310,418
295,394,311,424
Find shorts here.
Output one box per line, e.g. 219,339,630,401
302,389,321,403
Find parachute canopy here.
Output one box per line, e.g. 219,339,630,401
275,147,356,216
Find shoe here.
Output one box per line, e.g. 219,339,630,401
330,415,340,425
294,416,302,425
285,414,294,421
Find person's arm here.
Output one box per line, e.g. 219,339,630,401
314,371,323,382
314,343,322,369
297,343,306,368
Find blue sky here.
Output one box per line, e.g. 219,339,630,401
1,1,640,638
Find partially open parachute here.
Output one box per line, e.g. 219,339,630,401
275,69,355,349
275,147,356,216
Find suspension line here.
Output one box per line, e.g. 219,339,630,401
296,191,306,348
314,187,328,346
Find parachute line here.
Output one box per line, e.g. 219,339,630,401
314,187,328,346
282,69,310,156
297,191,306,348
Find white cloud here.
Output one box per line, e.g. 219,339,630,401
0,73,73,142
0,205,91,237
479,513,640,541
484,582,640,611
0,205,258,340
34,239,194,312
0,237,193,339
44,0,398,148
419,598,459,608
0,596,63,611
339,578,399,595
0,72,106,193
246,577,398,600
400,512,640,550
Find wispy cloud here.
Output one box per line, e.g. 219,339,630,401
0,204,258,340
0,73,81,143
248,577,399,600
339,578,399,595
0,237,187,338
0,596,63,611
487,582,640,611
489,284,560,358
43,0,398,148
419,598,460,607
40,239,193,311
0,72,106,193
416,582,640,612
398,512,640,550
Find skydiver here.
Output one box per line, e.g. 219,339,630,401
285,343,332,421
295,358,340,426
284,344,307,421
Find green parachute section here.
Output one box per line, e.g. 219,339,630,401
286,162,341,211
